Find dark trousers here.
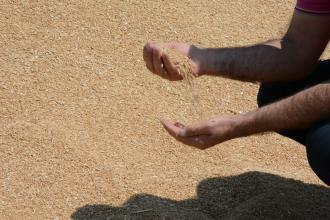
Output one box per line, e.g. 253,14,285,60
257,60,330,185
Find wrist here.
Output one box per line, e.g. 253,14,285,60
188,46,208,76
197,48,211,76
193,47,227,76
232,112,262,137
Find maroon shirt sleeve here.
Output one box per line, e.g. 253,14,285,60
296,0,330,13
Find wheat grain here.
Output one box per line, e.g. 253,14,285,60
162,47,204,119
162,47,196,84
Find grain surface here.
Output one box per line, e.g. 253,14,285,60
1,0,330,219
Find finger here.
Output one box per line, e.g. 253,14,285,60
163,42,190,56
174,122,185,129
162,53,182,80
143,43,155,73
161,119,183,137
190,135,211,149
181,135,207,147
160,120,210,148
161,119,209,137
152,46,164,76
183,122,210,137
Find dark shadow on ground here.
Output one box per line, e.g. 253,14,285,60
71,171,330,220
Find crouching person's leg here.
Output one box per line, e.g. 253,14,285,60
306,120,330,186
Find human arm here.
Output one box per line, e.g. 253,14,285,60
144,10,330,83
199,10,330,82
161,81,330,149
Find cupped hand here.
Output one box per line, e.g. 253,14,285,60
143,42,203,81
160,116,242,150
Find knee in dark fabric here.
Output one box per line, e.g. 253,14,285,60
306,123,330,185
257,84,271,107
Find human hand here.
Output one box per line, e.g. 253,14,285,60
143,42,203,81
161,116,245,150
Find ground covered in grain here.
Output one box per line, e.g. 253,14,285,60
1,1,330,219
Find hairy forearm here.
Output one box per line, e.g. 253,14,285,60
238,82,330,136
193,10,330,83
198,39,316,83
